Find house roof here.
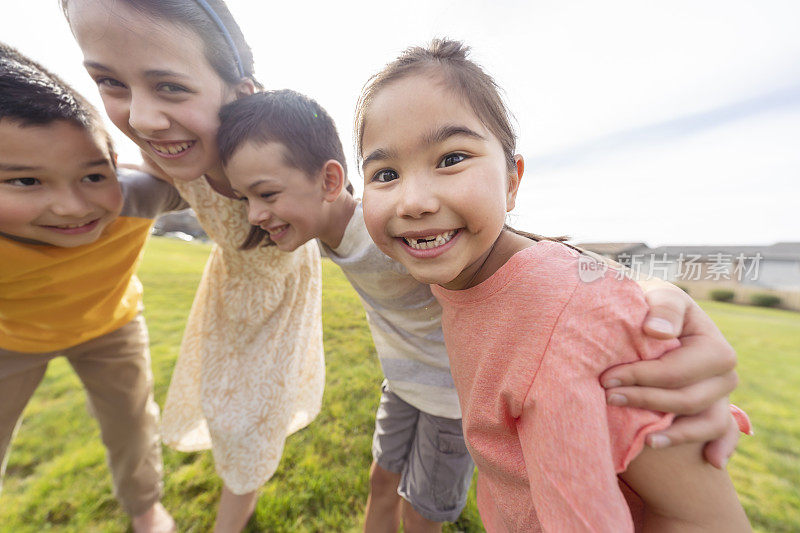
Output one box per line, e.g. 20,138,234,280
614,242,800,261
576,242,647,255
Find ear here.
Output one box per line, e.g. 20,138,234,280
321,159,346,202
235,78,256,98
506,154,524,212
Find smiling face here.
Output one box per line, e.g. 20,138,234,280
0,120,122,247
67,0,243,182
225,141,328,252
361,74,521,289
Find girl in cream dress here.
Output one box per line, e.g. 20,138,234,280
161,177,324,494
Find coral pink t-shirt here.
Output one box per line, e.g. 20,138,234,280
432,241,680,532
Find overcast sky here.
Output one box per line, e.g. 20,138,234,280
3,0,798,245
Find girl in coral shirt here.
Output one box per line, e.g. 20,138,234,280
359,38,750,532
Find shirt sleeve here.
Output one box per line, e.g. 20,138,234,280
118,167,189,217
517,273,679,532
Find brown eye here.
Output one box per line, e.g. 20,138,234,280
4,177,39,186
438,153,467,168
371,169,398,183
95,77,126,89
82,173,107,183
158,83,190,94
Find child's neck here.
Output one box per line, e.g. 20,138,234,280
317,192,358,250
443,230,535,290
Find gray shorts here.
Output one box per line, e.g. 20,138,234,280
372,381,474,523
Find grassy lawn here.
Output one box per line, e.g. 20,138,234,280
0,237,798,532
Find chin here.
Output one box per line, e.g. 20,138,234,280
47,234,101,248
276,243,299,252
164,167,206,183
406,269,454,286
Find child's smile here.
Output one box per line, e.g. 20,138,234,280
361,74,521,289
147,140,196,159
41,219,102,234
396,228,461,256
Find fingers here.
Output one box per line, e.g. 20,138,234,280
644,400,741,469
605,371,738,415
646,399,731,447
601,334,738,390
641,282,728,340
640,284,691,339
702,419,742,469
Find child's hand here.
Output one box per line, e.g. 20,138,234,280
599,280,742,469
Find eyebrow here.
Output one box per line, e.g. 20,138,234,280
0,158,111,172
425,124,485,145
0,163,38,171
246,179,270,191
83,61,190,80
361,148,394,170
85,158,113,168
361,124,486,171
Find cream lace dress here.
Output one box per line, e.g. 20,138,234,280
161,177,325,494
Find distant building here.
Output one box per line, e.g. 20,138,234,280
575,242,647,263
578,242,800,291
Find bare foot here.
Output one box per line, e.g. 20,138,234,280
132,502,176,533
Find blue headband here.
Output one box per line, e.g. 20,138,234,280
194,0,246,78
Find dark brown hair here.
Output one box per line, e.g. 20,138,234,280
355,38,517,171
60,0,262,89
355,38,567,244
0,41,115,163
217,89,352,249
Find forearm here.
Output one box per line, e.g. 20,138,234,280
622,442,750,532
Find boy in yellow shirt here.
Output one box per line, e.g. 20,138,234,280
0,43,184,532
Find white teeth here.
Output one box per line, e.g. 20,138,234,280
268,225,288,236
404,230,456,250
151,141,192,155
54,222,89,229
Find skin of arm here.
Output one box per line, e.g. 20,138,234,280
620,441,751,532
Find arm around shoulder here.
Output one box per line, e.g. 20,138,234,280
620,441,751,532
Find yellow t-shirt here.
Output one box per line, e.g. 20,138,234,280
0,169,186,353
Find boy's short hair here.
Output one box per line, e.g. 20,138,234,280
0,41,114,157
218,89,347,178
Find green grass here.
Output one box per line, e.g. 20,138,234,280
1,237,798,531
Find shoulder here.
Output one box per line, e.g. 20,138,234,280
501,239,585,299
545,255,675,374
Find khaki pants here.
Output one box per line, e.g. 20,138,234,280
0,314,163,516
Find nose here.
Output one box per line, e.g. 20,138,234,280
395,174,439,219
127,91,170,135
247,201,271,227
50,186,93,218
